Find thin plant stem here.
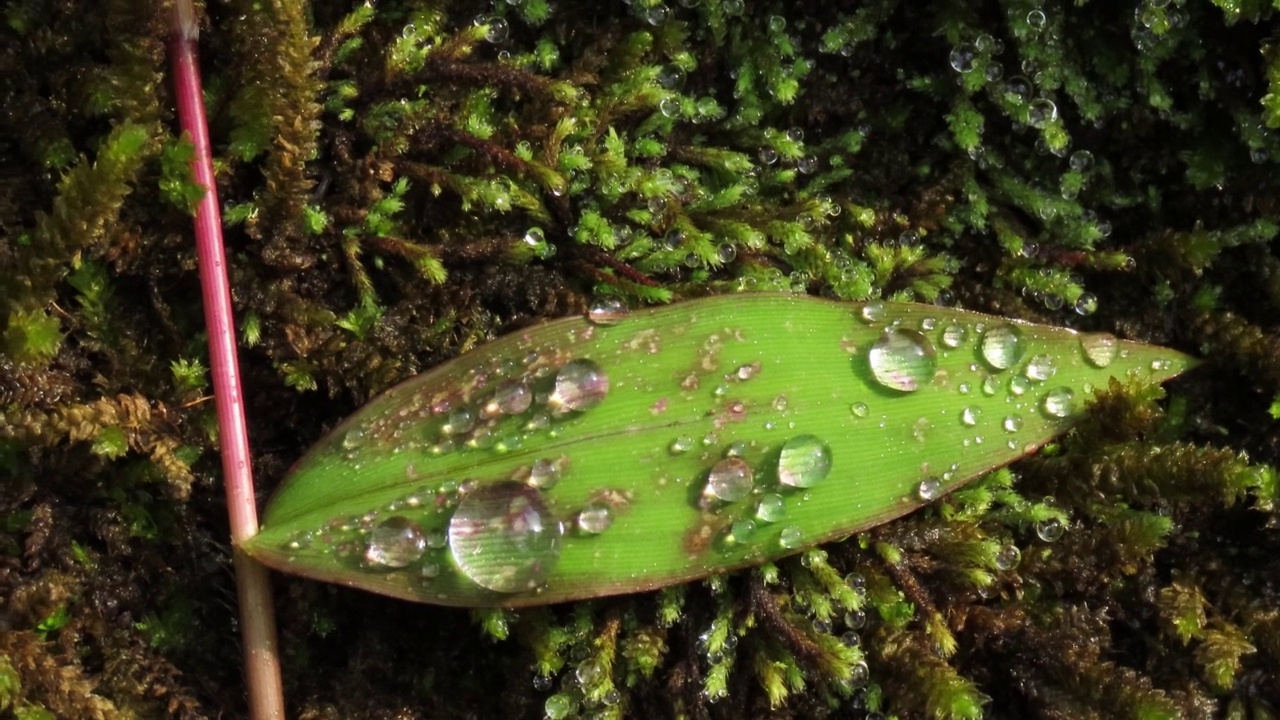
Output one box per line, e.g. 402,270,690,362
167,2,285,718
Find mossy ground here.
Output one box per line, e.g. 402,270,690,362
2,1,1279,718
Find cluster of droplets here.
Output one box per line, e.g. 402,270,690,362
294,353,620,595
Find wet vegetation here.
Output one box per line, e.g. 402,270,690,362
2,0,1279,718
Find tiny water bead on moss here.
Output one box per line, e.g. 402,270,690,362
241,295,1194,607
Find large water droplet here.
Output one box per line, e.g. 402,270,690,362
867,329,938,392
980,324,1025,370
1024,353,1057,382
448,482,561,593
587,297,629,325
755,494,785,523
364,516,426,568
703,457,754,503
777,435,833,488
549,359,609,416
576,503,613,534
1041,387,1075,418
1080,333,1118,368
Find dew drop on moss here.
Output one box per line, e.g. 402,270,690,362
587,297,629,326
755,494,786,523
1035,517,1065,542
448,481,561,593
549,359,609,415
544,694,574,720
364,516,426,568
1041,387,1076,418
867,328,938,392
980,324,1025,370
994,544,1021,570
1080,333,1118,367
777,435,833,488
704,457,754,503
1024,353,1057,382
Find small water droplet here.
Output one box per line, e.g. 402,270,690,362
544,694,574,720
1041,387,1075,418
779,525,803,549
1027,97,1057,128
850,660,870,687
492,379,532,415
724,518,756,544
981,324,1025,370
859,301,887,324
916,476,942,501
532,674,553,692
364,516,426,568
669,435,695,455
735,362,760,380
549,359,609,416
526,457,566,489
777,435,833,488
949,42,977,73
576,503,613,534
981,376,999,396
961,406,981,426
994,544,1021,570
587,297,629,325
868,329,938,392
940,322,968,349
1002,414,1024,432
850,402,869,418
448,482,562,593
483,16,509,42
1009,375,1031,396
659,97,681,118
1024,353,1057,382
1035,517,1065,542
844,610,867,629
755,494,786,523
342,426,368,450
703,457,755,503
1080,333,1118,367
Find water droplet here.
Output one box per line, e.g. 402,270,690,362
493,379,532,415
850,660,870,687
364,516,426,568
576,503,613,534
448,482,562,593
442,409,476,435
994,544,1021,570
916,476,942,501
526,457,565,489
644,4,669,24
1026,9,1047,29
544,694,574,720
980,324,1025,370
758,146,779,164
425,528,447,549
659,97,681,118
1002,414,1023,433
940,322,967,349
1024,353,1057,382
850,402,869,418
1027,98,1057,128
736,363,760,380
1073,292,1098,316
724,519,756,544
768,14,786,32
1035,517,1065,542
777,435,833,488
844,610,867,629
867,329,938,392
1041,387,1075,418
1069,150,1094,172
484,16,509,42
524,227,545,246
549,359,609,415
961,406,981,426
1080,333,1118,367
658,65,686,89
587,297,629,325
669,435,695,455
341,426,368,450
981,376,999,396
532,674,553,692
779,525,803,549
859,301,887,324
755,494,785,523
704,457,755,503
949,43,977,73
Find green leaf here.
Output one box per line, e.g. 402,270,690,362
242,295,1196,607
